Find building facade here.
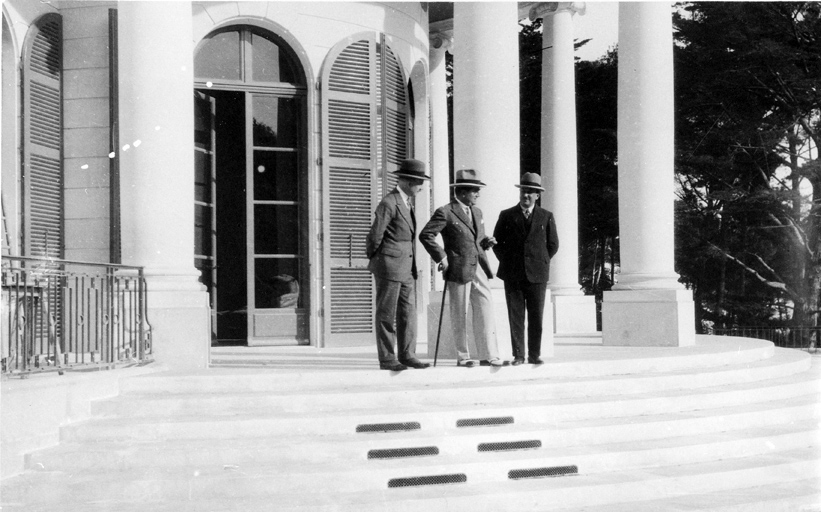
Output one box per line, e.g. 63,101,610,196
2,1,694,372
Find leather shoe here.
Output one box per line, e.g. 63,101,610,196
480,359,510,367
511,357,525,366
528,356,544,365
399,359,430,369
457,360,476,368
380,361,408,371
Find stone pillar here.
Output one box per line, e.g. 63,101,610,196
530,2,597,339
117,1,210,368
601,2,695,347
429,32,452,294
428,2,525,361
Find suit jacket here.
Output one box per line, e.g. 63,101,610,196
492,205,559,284
366,190,417,282
420,200,493,284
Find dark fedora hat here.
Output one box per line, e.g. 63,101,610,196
514,172,545,192
393,159,431,181
450,169,486,188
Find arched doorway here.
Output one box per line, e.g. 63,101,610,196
194,25,308,346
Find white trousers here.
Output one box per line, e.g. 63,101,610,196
447,269,499,362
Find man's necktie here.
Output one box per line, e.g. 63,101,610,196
523,209,530,220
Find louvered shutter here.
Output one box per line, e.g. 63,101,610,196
379,39,408,196
322,35,378,341
22,14,63,259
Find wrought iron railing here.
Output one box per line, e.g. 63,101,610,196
712,326,819,352
2,256,152,377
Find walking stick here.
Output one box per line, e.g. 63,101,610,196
433,266,449,367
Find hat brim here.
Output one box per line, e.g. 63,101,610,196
451,181,486,188
393,171,431,181
515,184,545,192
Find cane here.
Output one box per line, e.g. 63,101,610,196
433,265,449,367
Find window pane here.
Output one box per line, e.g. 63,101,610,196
251,32,295,83
254,151,297,201
194,204,212,257
194,150,212,203
255,258,301,308
253,96,298,148
254,204,298,255
194,30,241,81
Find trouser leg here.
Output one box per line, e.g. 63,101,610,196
524,281,547,359
396,279,417,361
447,280,471,361
471,270,499,360
374,276,400,363
504,281,526,358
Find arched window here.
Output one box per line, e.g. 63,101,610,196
194,25,309,345
322,33,410,343
22,13,63,259
195,26,303,86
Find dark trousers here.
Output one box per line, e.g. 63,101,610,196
503,280,547,359
374,276,417,363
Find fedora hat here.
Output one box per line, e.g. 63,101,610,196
450,169,486,188
514,172,545,192
393,159,431,181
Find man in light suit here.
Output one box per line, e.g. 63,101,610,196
420,169,506,368
366,159,431,371
492,172,559,365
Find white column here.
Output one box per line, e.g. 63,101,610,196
602,2,695,347
429,33,451,293
118,1,210,367
432,2,524,360
531,2,597,337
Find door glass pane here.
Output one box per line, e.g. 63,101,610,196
251,32,295,84
194,30,241,81
253,96,298,148
194,204,212,256
255,258,301,308
194,150,212,203
254,204,298,255
254,151,297,201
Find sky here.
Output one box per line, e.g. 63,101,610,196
573,2,620,62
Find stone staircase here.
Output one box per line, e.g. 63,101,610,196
1,336,820,511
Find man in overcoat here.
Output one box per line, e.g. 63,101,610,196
420,169,506,367
366,159,431,371
492,172,559,365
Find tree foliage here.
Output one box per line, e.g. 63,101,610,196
673,2,821,333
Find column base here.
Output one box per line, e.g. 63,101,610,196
601,289,695,347
551,294,598,335
144,275,210,370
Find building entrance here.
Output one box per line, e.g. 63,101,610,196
194,26,308,346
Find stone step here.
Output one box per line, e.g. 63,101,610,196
29,393,821,472
568,477,821,511
5,446,819,510
92,348,813,418
15,419,819,499
62,366,821,442
122,337,777,395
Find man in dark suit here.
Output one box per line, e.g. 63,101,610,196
492,172,559,365
366,159,431,371
420,169,506,368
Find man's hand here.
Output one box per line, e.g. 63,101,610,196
481,236,497,250
438,259,449,273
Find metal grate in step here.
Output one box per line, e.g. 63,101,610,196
368,446,439,459
478,440,542,452
456,416,514,428
356,421,421,433
508,465,578,480
388,473,467,488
